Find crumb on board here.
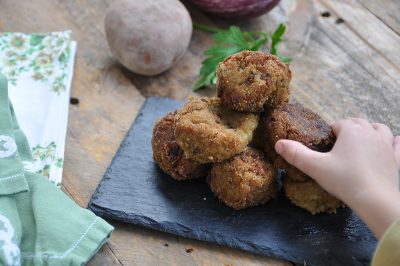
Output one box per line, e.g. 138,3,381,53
320,11,330,17
335,18,345,24
69,97,80,105
164,243,169,247
186,248,194,253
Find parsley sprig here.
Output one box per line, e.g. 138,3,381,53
193,23,291,91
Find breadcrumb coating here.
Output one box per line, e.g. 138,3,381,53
175,97,258,163
217,50,291,113
284,178,344,215
266,103,335,181
209,148,278,210
152,112,209,180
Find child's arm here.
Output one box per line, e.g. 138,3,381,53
274,118,400,239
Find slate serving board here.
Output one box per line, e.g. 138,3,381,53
88,97,377,265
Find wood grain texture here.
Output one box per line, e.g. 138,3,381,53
357,0,400,35
320,0,400,73
1,0,399,265
297,0,400,133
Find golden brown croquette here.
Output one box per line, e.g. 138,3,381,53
217,50,291,113
283,178,343,215
266,102,335,181
152,112,209,180
174,97,259,163
266,103,335,150
209,148,278,210
250,113,279,162
274,156,309,182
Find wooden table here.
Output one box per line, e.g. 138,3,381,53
1,0,399,265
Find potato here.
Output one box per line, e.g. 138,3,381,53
105,0,193,76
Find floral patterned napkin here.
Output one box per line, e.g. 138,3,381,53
0,31,76,187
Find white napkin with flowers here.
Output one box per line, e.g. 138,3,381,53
0,31,76,187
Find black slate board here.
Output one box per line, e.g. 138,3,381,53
89,97,377,265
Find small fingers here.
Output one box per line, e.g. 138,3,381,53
331,119,354,136
275,139,327,179
349,117,371,126
372,123,394,144
332,118,375,137
393,136,400,169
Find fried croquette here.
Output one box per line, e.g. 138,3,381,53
274,156,308,182
283,178,343,214
250,114,279,162
266,103,335,181
267,103,335,150
152,112,209,180
217,50,291,113
174,97,259,163
249,114,267,150
209,148,278,210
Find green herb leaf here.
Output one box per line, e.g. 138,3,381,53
270,23,285,55
270,23,292,63
193,26,258,91
193,23,292,91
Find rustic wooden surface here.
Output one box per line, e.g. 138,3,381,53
1,0,399,265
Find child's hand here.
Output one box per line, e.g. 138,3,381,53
275,118,400,238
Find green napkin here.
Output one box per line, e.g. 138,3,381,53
0,74,29,196
0,73,114,266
